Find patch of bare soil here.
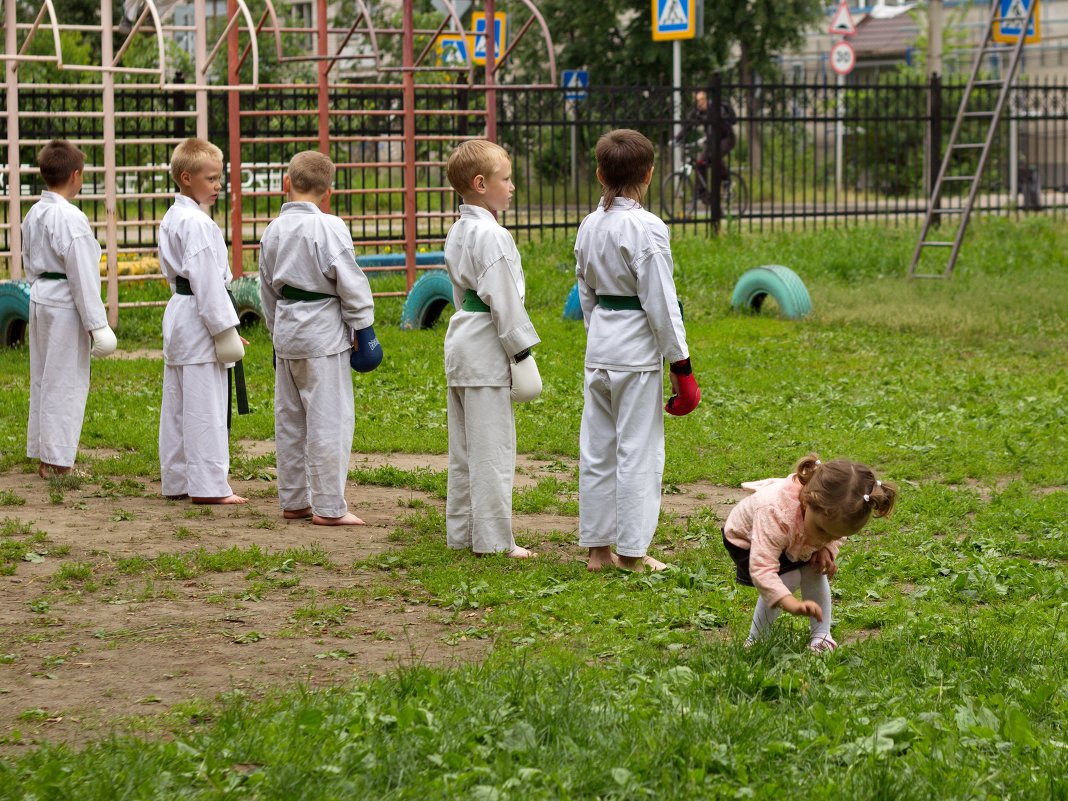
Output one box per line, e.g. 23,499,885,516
0,452,745,754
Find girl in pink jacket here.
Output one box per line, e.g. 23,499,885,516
723,454,897,652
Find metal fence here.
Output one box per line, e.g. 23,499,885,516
3,74,1067,271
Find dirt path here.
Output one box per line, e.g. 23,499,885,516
0,450,746,754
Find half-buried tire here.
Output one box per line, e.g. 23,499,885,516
400,270,454,330
230,275,263,328
563,282,583,321
0,280,31,347
730,265,812,320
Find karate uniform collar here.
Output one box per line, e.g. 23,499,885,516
608,197,642,211
457,204,498,223
173,193,204,211
279,201,322,215
40,190,69,206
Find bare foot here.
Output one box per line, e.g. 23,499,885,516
191,494,248,505
283,507,313,519
312,512,365,526
587,546,620,572
615,554,670,572
38,462,72,479
506,546,537,558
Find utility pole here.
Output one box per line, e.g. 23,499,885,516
928,0,943,76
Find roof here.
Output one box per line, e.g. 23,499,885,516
850,13,921,57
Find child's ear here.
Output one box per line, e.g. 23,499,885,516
595,167,605,187
472,174,487,193
282,174,291,194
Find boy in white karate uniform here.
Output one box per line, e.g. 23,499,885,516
23,140,117,478
443,139,542,557
575,129,701,572
158,138,247,505
259,151,378,526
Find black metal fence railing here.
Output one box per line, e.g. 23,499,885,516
2,75,1066,270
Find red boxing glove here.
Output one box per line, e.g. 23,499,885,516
665,359,700,416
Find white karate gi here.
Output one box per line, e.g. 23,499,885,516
259,201,375,518
574,197,689,558
157,194,240,498
443,204,540,553
22,191,107,468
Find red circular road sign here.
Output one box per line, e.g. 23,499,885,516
830,40,856,76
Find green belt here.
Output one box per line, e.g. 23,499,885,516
174,275,194,296
40,272,67,280
597,294,642,311
462,288,490,313
280,284,334,302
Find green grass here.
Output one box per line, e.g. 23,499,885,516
0,217,1066,798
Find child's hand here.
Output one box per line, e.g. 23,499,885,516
810,548,838,580
778,595,823,622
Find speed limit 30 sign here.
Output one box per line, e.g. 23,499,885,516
830,40,856,76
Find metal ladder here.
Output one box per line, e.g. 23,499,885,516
908,0,1037,279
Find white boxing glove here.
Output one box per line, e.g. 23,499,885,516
509,351,542,403
89,325,117,358
213,326,245,363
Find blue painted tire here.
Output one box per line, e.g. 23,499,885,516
400,270,454,330
230,275,263,327
730,265,812,320
0,280,31,347
563,283,583,321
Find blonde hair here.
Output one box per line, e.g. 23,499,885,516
795,453,897,529
446,139,509,196
38,140,85,188
288,150,334,196
595,128,654,211
170,138,224,186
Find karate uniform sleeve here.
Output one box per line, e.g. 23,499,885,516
478,253,540,358
575,265,597,331
748,507,795,608
330,244,375,331
635,225,688,365
257,246,280,335
63,230,108,333
184,239,240,335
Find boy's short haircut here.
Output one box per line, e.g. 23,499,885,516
38,140,85,188
595,129,655,210
288,150,335,196
170,138,224,186
446,139,509,195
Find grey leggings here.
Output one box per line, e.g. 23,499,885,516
749,565,832,643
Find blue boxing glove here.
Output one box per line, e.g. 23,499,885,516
350,325,383,373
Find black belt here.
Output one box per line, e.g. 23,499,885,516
170,275,249,428
280,284,334,301
462,288,490,312
40,272,67,280
597,294,642,311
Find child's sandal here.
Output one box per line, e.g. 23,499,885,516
808,635,838,654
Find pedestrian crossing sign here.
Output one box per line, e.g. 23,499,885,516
470,12,508,66
436,35,468,67
563,69,589,101
994,0,1040,43
652,0,697,41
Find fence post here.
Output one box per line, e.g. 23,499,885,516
173,72,187,140
928,71,941,228
227,0,243,278
5,0,22,279
710,73,723,228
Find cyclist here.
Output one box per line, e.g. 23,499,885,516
674,90,737,203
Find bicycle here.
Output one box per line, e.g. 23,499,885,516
659,144,748,222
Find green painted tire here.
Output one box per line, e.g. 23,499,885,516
730,265,812,320
230,275,263,328
0,280,31,347
400,270,454,330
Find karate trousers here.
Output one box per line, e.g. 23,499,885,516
446,385,516,553
578,367,664,558
274,352,353,518
27,302,91,468
159,360,233,498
